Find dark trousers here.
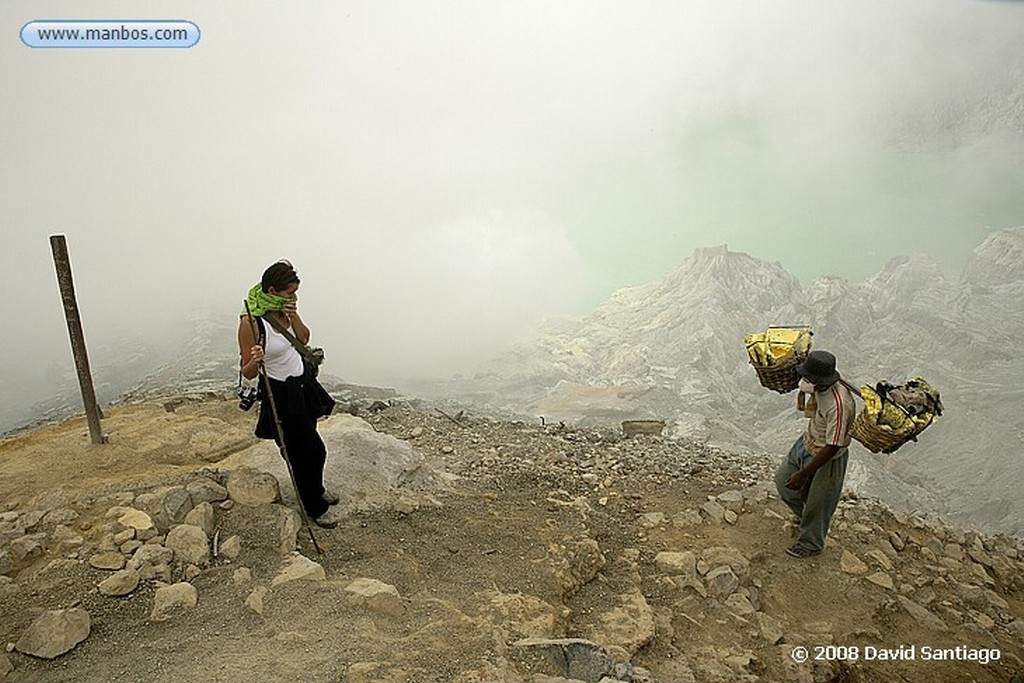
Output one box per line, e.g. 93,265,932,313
256,376,329,519
273,412,329,519
774,436,848,552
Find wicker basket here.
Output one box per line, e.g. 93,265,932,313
849,410,929,454
745,325,812,394
750,356,804,394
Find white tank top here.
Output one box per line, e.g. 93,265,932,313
262,317,304,381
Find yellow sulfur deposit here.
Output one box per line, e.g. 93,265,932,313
744,326,812,367
859,379,939,437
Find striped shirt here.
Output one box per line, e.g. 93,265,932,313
805,381,856,449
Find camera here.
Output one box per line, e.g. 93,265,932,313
237,385,259,411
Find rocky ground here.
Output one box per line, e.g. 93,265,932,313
0,390,1022,683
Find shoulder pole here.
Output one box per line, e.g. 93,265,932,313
244,302,323,555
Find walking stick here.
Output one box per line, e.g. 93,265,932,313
244,301,324,555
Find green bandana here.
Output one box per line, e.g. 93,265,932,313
241,283,290,318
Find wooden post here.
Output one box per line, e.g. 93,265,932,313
50,234,105,444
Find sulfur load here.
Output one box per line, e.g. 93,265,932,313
851,377,943,454
745,326,813,393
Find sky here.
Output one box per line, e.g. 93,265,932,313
2,1,1024,426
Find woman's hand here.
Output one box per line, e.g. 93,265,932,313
250,345,264,363
281,298,298,319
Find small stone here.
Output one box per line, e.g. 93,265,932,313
184,564,202,581
700,501,725,524
271,554,326,587
150,582,198,621
865,572,894,590
89,552,126,571
245,586,268,615
756,612,784,644
120,540,142,555
724,510,739,525
185,477,228,505
889,531,905,551
654,551,696,577
840,551,869,575
233,567,253,584
113,529,135,545
182,502,215,537
704,566,739,598
345,577,404,617
165,525,210,565
897,596,947,632
865,549,893,571
640,512,666,528
9,536,43,562
117,509,154,532
98,569,140,597
410,426,424,438
717,490,744,513
724,593,756,616
219,535,242,560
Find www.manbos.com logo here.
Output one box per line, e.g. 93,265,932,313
21,20,200,48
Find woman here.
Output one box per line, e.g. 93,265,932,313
238,260,339,528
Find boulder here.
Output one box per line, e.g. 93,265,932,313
185,477,229,504
226,466,281,506
345,577,404,618
183,502,215,536
585,591,655,655
165,525,210,565
15,609,91,659
515,638,613,683
271,554,326,587
150,582,198,621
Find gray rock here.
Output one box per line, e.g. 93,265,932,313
185,477,228,504
0,652,11,678
702,547,750,582
161,488,194,524
0,550,12,576
9,535,45,562
40,508,78,530
515,638,613,683
700,501,725,524
15,608,91,659
704,566,740,598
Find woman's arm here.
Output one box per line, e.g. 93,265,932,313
237,318,263,379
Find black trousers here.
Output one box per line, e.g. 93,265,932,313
255,374,330,519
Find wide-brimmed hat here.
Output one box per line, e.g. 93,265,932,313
796,350,841,386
